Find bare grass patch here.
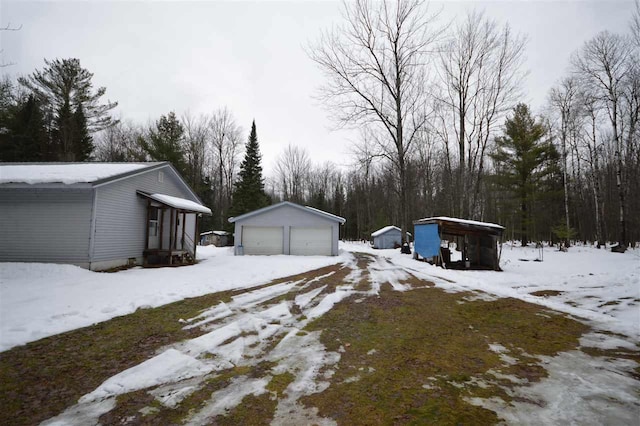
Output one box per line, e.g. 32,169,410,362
302,284,589,425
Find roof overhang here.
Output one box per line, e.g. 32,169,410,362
371,226,401,237
137,191,212,215
200,231,230,236
228,201,345,224
413,216,504,236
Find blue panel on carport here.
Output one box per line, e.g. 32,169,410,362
414,224,440,258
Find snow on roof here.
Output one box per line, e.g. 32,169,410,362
414,216,505,230
145,193,212,215
0,163,156,185
200,231,230,236
371,226,401,237
304,205,346,224
229,201,345,224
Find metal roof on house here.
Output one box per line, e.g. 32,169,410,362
0,162,165,185
228,201,346,224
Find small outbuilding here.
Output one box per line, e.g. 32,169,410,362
228,201,345,256
0,162,211,270
200,230,231,247
371,226,402,249
413,216,504,271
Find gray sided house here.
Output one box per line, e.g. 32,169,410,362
371,226,402,249
228,201,345,256
0,162,211,270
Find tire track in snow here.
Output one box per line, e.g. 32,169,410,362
41,253,425,425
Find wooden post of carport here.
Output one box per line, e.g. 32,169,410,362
159,208,165,250
193,213,199,257
169,209,174,265
173,210,179,250
181,211,186,250
144,200,150,250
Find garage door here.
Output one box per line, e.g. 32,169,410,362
242,226,284,255
290,227,333,256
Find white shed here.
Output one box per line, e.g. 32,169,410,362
371,226,403,249
228,201,345,256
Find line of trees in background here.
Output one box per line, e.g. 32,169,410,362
1,0,638,249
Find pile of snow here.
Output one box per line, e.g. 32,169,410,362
0,246,349,352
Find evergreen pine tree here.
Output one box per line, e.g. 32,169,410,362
0,94,49,161
230,121,270,217
18,58,118,160
53,100,74,161
73,104,93,161
141,112,187,174
491,103,559,246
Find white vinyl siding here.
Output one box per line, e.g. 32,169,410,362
241,226,284,255
290,227,332,256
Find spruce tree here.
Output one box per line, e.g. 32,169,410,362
230,121,270,217
491,103,559,246
141,112,187,175
0,94,49,161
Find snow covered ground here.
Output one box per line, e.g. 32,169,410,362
345,241,640,341
2,242,638,351
0,246,348,352
2,241,639,425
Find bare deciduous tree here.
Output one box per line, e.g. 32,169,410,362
578,91,606,247
0,23,21,68
437,10,526,218
209,107,242,229
572,31,636,249
182,111,209,194
309,0,443,241
274,144,311,204
94,120,146,162
549,77,580,247
632,0,640,48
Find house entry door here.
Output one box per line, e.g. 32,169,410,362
148,207,160,249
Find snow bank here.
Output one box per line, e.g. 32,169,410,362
0,246,350,352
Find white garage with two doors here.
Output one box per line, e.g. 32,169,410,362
228,201,345,256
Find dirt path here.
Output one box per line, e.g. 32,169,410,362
2,252,638,425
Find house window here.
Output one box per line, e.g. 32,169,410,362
149,207,159,237
158,171,164,183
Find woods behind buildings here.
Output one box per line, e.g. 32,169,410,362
1,0,638,248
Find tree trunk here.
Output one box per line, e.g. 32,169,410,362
459,97,466,218
610,88,626,249
562,125,571,248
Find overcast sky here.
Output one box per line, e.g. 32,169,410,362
0,0,635,175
